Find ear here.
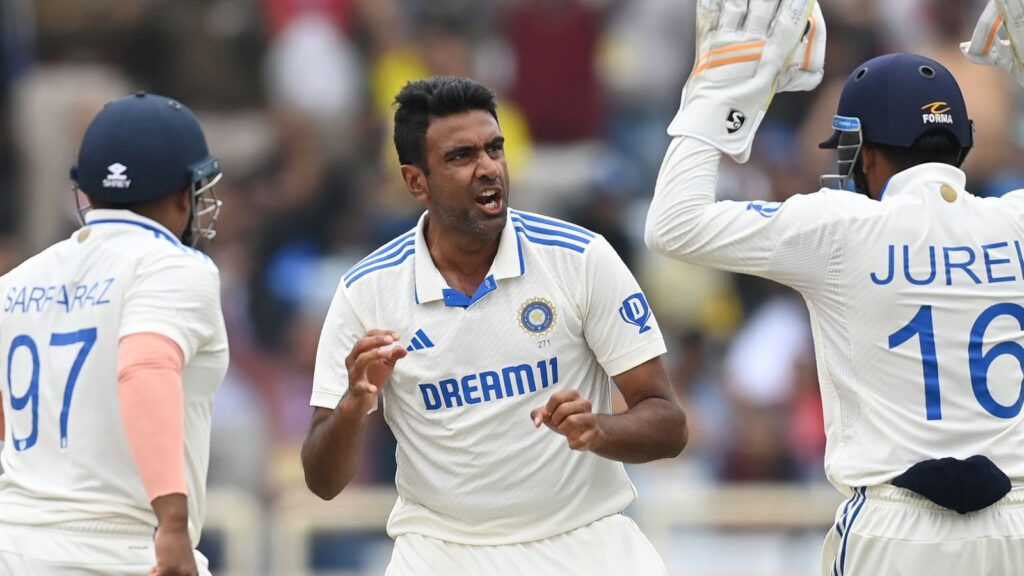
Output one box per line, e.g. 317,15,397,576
176,187,192,215
859,144,879,175
400,165,430,204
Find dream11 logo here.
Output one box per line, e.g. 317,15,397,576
619,293,652,334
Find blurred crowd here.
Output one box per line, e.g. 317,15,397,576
2,0,1024,517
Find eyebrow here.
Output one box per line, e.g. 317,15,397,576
443,137,505,161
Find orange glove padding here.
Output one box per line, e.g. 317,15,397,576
118,333,187,502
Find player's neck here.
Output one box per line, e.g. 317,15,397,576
424,218,500,297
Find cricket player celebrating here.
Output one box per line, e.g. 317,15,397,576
0,93,228,575
645,1,1024,574
303,76,688,575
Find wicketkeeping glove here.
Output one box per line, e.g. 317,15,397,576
962,0,1024,88
668,0,825,163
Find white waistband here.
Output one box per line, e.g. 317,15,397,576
0,518,153,537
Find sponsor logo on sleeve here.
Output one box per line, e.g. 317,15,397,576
619,293,653,334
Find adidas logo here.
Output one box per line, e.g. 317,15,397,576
406,329,435,352
102,163,131,189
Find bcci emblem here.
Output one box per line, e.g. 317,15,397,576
519,297,557,336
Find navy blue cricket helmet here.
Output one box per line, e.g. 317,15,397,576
71,92,220,204
819,53,973,189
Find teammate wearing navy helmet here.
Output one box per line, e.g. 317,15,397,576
0,93,228,576
645,0,1024,574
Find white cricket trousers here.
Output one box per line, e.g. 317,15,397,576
0,521,211,576
386,513,667,576
822,484,1024,576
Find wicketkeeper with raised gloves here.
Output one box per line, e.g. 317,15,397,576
646,0,1024,574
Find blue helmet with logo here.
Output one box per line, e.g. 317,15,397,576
71,92,223,245
819,53,973,190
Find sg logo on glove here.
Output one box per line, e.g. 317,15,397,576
726,109,747,133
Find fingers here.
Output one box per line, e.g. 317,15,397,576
544,389,581,415
532,391,599,450
567,425,599,451
550,411,596,437
801,2,826,72
346,330,402,369
697,0,726,27
530,407,549,428
381,345,408,366
718,0,749,32
547,397,593,429
996,0,1024,65
349,346,398,384
532,390,581,428
745,0,780,36
965,1,1003,58
769,0,815,41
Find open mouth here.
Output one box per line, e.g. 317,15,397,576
475,188,504,216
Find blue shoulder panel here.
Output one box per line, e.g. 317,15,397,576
344,229,417,287
510,210,593,254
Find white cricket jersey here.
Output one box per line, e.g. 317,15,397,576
311,210,667,545
646,137,1024,494
0,209,228,545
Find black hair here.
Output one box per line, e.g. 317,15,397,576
852,131,967,197
872,131,967,172
393,76,499,172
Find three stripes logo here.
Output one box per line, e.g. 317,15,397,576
406,329,435,352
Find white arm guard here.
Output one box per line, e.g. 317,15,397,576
962,0,1024,89
668,0,825,163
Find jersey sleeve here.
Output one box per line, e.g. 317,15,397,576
120,253,223,364
310,281,366,409
580,236,667,377
644,137,844,294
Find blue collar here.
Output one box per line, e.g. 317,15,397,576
413,212,525,306
441,275,498,309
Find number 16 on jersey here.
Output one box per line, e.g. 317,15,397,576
889,304,1024,421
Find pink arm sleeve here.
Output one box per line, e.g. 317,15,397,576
118,333,187,502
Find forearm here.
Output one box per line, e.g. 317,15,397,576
301,403,370,500
151,492,189,532
118,334,188,502
593,397,688,464
644,137,723,258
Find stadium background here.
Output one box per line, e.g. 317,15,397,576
0,0,1021,574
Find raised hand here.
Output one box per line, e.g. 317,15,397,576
669,0,824,162
962,0,1024,88
341,329,407,414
